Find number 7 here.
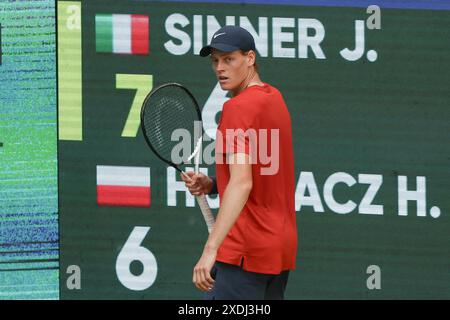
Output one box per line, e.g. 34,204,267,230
116,74,153,137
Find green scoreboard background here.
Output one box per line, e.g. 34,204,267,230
1,0,449,299
0,0,58,299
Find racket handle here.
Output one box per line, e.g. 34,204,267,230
181,171,192,181
181,171,216,233
196,195,215,234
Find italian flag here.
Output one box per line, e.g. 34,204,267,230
95,14,149,55
97,165,151,207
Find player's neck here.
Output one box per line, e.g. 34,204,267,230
231,69,263,97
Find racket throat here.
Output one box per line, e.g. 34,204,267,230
187,137,203,173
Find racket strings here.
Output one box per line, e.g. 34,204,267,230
142,85,201,165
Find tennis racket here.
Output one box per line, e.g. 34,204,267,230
140,83,215,233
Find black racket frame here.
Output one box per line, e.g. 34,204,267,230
140,82,203,173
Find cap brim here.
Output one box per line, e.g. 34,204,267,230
199,43,240,57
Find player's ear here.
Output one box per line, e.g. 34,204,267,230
247,50,256,67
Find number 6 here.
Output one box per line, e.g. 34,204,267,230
115,226,158,291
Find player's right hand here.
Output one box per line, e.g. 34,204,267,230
181,172,213,196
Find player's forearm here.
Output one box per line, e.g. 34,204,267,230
204,178,252,251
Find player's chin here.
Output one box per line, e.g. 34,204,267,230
218,81,233,91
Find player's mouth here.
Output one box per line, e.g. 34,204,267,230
218,76,229,83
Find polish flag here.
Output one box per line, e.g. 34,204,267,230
97,165,151,207
95,14,149,55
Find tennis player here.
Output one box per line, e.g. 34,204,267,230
182,25,297,300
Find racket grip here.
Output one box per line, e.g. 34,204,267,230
181,171,215,233
196,194,215,234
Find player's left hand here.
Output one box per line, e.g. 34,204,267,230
193,246,217,292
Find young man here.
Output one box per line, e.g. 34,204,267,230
181,25,297,300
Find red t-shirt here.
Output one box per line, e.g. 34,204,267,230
215,83,297,275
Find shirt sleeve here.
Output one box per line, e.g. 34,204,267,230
217,100,255,156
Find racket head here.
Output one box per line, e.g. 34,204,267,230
140,83,203,171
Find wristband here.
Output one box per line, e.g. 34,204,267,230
209,176,218,195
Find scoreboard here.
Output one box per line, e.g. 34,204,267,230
1,0,449,299
0,0,58,299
